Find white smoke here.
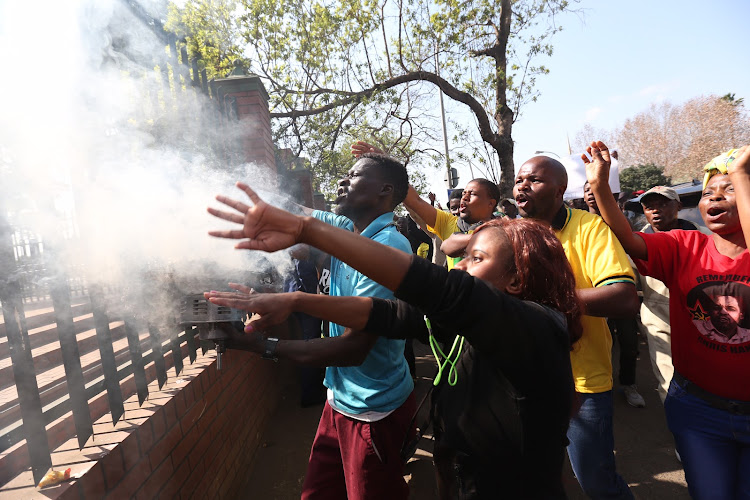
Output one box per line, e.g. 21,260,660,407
0,0,292,293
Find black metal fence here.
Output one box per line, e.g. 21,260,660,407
0,277,201,484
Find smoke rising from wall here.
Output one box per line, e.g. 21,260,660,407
0,0,293,298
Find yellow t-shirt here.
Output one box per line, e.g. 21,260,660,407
427,210,462,270
416,242,430,259
554,208,636,393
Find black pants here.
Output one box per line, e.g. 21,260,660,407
432,440,566,500
608,317,639,386
294,312,326,406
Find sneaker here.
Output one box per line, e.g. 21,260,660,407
623,384,646,408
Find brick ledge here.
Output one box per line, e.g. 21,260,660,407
0,349,289,500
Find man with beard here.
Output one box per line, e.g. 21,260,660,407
695,287,750,344
514,155,639,499
212,153,415,500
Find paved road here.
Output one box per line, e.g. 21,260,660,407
244,335,688,499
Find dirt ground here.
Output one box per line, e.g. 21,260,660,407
242,335,688,499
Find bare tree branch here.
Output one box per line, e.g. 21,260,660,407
270,71,501,150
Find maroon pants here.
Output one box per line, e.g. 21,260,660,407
301,392,416,500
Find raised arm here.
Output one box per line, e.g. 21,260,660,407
728,146,750,249
403,185,439,228
404,205,428,231
429,191,446,211
583,141,648,261
208,182,414,291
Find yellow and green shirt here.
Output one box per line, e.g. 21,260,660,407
426,210,464,270
551,206,636,393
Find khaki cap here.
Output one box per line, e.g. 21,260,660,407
640,186,679,204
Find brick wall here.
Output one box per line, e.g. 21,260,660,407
212,74,276,178
1,349,291,499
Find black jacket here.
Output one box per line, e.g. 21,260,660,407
365,256,573,498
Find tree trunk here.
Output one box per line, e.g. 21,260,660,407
496,136,515,197
494,0,514,198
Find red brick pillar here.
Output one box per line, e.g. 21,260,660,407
211,74,276,183
286,169,314,207
313,193,327,210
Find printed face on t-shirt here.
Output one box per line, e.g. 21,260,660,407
688,282,750,344
707,295,743,337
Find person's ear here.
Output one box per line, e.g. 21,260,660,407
380,183,394,197
504,273,523,295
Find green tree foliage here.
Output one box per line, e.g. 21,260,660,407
619,164,670,195
167,0,578,196
165,0,247,80
721,93,745,107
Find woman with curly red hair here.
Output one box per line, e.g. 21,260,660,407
475,218,583,346
205,183,581,499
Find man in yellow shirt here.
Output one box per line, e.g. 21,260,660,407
402,179,499,270
514,155,639,499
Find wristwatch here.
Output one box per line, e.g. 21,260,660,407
262,337,279,362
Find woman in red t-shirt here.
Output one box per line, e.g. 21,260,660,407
584,141,750,500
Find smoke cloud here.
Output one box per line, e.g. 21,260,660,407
0,0,293,299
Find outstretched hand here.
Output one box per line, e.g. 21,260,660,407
207,182,306,252
204,284,295,333
351,141,385,157
581,140,612,186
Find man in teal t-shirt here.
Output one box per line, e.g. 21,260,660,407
231,153,416,499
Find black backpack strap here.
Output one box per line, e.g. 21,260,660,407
400,370,438,464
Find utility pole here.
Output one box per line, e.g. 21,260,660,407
436,48,452,183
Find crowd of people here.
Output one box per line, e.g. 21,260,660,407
202,141,750,499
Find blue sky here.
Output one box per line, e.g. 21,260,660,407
428,0,750,197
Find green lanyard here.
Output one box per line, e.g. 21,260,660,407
425,316,465,387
